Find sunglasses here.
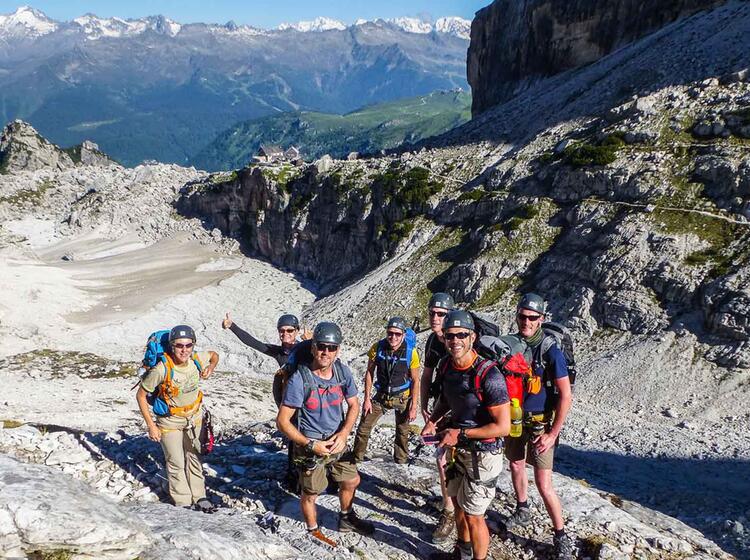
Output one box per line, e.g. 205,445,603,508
444,332,471,340
429,310,448,318
315,342,339,353
386,331,404,338
173,342,194,349
278,328,297,334
517,313,542,322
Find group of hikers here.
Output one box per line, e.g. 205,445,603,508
135,291,575,560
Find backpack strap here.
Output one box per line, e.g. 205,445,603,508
297,363,348,433
192,352,203,372
333,361,346,423
471,357,497,403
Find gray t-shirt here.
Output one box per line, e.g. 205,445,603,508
283,363,357,439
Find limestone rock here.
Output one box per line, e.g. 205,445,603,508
0,120,74,174
0,454,151,559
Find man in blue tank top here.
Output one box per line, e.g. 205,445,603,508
352,316,421,464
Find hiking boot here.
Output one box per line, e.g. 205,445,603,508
553,532,575,560
428,546,461,560
431,509,455,543
193,498,216,513
338,510,375,536
506,505,532,529
428,552,459,560
308,528,337,548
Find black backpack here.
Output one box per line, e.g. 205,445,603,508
537,322,577,386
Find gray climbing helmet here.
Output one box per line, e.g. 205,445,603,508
276,314,300,329
428,292,455,310
442,310,475,331
169,325,196,343
312,322,343,345
386,316,407,332
517,293,546,315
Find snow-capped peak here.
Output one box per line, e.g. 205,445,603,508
0,6,58,37
435,17,471,40
384,17,433,35
72,13,181,39
363,16,471,39
277,16,346,32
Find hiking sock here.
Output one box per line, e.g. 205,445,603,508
517,500,529,509
307,525,319,532
339,509,351,516
457,539,472,560
554,528,566,539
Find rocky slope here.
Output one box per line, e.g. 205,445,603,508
1,2,750,559
467,0,727,115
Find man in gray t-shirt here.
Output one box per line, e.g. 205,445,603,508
283,361,357,438
277,322,374,548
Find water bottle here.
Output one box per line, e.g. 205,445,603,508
510,398,523,438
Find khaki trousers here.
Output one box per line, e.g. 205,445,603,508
157,412,205,507
353,393,411,464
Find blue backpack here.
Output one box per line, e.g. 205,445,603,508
139,330,203,416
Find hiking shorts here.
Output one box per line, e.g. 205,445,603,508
445,447,503,516
294,444,358,495
504,427,555,470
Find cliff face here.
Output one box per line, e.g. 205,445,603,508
175,153,485,293
467,0,727,115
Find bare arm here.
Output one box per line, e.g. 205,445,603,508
550,375,572,438
421,395,450,436
136,387,161,442
408,366,420,421
201,351,219,379
439,403,510,447
362,359,375,415
325,394,361,455
534,375,572,454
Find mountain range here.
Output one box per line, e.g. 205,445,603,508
0,6,471,167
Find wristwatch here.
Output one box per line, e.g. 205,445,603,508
458,428,470,445
305,439,316,453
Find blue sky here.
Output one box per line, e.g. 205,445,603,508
2,1,491,27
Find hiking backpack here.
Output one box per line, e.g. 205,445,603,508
138,329,204,417
537,322,577,386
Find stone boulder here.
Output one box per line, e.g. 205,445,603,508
0,454,151,559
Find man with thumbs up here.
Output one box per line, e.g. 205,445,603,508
223,312,311,489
